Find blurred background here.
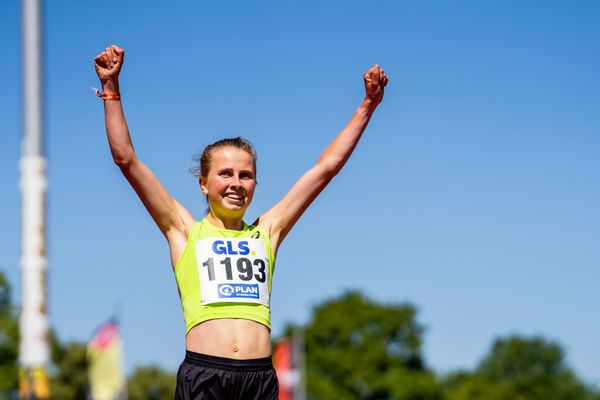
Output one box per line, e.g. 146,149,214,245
1,0,599,398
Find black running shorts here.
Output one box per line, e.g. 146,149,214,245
175,351,279,400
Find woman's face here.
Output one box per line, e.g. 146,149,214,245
200,146,256,219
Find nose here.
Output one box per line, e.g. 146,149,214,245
230,175,241,189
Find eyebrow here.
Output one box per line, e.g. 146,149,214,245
215,167,255,174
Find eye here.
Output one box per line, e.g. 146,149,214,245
240,172,254,180
219,170,233,177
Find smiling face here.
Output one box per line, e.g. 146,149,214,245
200,146,257,221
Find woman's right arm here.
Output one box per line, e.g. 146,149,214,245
95,45,194,248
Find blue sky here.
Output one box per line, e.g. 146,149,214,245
1,0,599,384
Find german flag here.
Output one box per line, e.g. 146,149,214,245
87,319,125,400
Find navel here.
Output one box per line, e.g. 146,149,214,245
232,343,239,353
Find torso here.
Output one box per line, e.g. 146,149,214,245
185,319,272,358
169,218,276,359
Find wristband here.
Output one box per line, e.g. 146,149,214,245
93,88,121,101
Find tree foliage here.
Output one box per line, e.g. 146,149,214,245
444,335,600,400
127,365,176,400
0,271,19,398
302,292,600,400
304,291,442,400
49,333,89,400
444,371,529,400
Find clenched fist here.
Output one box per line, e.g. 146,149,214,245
364,65,388,106
94,45,124,85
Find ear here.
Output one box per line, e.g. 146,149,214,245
200,176,208,195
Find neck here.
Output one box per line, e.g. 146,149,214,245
206,212,245,231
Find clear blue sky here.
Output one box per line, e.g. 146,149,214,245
1,0,599,384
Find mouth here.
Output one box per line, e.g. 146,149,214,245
224,193,244,202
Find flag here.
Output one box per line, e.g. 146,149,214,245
273,336,304,400
87,319,125,400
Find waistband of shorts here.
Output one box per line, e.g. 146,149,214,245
184,351,273,371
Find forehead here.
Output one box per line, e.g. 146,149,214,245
210,147,255,170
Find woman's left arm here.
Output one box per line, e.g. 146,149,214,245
259,65,388,253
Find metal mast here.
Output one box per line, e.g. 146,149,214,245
19,0,50,397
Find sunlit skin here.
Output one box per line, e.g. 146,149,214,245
95,44,387,359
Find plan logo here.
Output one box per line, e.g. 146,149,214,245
218,284,235,297
218,283,259,299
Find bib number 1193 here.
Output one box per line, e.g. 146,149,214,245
202,257,266,283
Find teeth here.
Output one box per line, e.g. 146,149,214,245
226,194,242,200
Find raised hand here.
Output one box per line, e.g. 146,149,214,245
363,65,388,106
94,45,124,86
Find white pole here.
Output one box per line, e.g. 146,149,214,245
293,330,307,400
19,0,50,397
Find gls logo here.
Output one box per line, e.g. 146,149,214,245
212,240,250,256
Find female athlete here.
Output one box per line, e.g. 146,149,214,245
94,44,388,399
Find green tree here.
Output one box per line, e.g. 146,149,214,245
304,291,442,400
443,335,600,400
478,336,599,400
49,333,89,400
127,365,176,400
444,371,528,400
0,271,18,398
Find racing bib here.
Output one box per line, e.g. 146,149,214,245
196,238,270,306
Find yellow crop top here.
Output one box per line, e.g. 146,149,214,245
174,218,276,333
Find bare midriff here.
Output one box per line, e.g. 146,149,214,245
186,319,272,359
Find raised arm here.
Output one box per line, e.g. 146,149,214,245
259,65,388,253
94,45,194,251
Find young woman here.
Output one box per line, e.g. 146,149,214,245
94,45,388,399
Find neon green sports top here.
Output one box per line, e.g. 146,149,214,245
175,218,276,333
